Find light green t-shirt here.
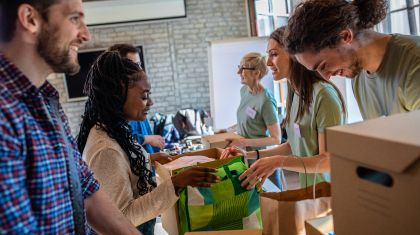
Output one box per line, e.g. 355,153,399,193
236,85,278,152
286,82,346,188
352,34,420,120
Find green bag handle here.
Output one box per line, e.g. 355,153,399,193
222,165,233,179
220,168,241,181
221,156,246,179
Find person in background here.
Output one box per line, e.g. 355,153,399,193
285,0,420,120
107,43,164,153
221,27,347,190
77,51,220,235
216,52,280,150
216,52,282,188
0,0,142,234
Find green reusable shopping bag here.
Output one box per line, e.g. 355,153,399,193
176,157,263,234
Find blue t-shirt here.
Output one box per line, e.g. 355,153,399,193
130,120,160,154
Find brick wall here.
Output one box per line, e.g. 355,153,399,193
49,0,249,137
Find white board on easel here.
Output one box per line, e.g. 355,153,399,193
208,37,274,131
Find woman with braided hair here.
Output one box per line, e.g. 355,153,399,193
77,51,219,235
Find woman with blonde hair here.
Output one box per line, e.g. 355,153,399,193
217,52,280,152
216,52,281,187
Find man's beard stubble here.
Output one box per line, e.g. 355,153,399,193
37,23,81,75
347,48,363,79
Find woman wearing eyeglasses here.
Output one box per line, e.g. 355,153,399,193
216,52,280,161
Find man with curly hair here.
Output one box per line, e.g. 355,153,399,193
285,0,420,120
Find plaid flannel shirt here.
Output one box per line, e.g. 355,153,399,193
0,53,100,234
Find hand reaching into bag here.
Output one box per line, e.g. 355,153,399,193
172,167,220,192
220,146,246,159
239,156,282,191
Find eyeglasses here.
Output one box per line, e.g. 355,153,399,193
135,62,143,69
238,65,256,72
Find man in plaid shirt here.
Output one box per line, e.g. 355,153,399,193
0,0,142,234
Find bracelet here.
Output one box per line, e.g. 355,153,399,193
256,150,260,160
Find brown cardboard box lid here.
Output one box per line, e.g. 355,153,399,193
153,148,223,165
185,229,262,235
155,148,238,180
202,132,244,143
305,215,333,235
326,110,420,173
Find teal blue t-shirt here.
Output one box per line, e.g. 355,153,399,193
236,85,279,152
286,82,347,188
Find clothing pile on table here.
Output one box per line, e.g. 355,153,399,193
173,108,213,139
150,113,180,149
151,108,214,148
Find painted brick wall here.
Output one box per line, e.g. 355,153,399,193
49,0,249,137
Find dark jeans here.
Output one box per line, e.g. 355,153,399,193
268,168,283,191
136,217,156,235
89,217,156,235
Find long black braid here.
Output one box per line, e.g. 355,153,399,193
77,51,156,196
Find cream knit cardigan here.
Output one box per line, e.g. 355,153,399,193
82,126,179,226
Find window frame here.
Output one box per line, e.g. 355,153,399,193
248,0,291,37
377,0,419,35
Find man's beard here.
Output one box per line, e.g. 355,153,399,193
346,49,363,78
37,23,81,75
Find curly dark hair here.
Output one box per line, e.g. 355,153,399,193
285,0,388,55
77,51,156,196
270,27,346,127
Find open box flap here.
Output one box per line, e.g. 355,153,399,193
155,148,226,165
201,132,244,143
156,148,235,175
185,229,263,235
305,215,333,235
155,162,178,234
326,111,420,173
172,155,243,173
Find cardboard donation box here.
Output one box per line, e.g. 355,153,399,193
305,215,333,235
155,148,236,235
185,229,263,235
201,132,244,149
325,111,420,235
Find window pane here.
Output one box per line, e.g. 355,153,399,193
416,7,419,35
414,0,419,5
272,0,288,15
389,0,407,11
255,0,271,15
390,11,411,35
257,15,274,36
275,16,288,28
